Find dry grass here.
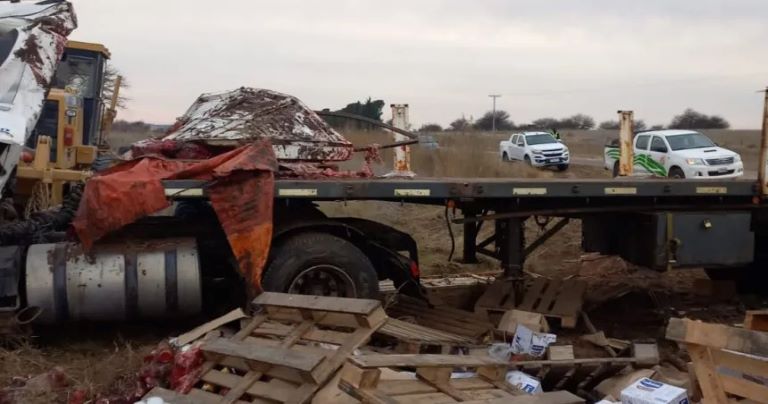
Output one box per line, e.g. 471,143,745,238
0,337,152,403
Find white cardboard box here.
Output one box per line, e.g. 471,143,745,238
511,324,557,357
620,378,689,404
505,370,542,394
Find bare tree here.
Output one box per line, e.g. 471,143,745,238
102,64,130,109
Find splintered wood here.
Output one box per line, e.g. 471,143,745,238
338,354,584,404
386,296,493,341
666,317,768,404
183,292,387,404
377,318,476,354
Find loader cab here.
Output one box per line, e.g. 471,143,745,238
25,40,110,167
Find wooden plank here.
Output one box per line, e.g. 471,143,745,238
310,326,380,385
202,338,325,374
688,344,729,404
474,279,515,312
254,292,381,315
535,278,562,313
549,281,586,316
719,373,768,403
710,349,768,380
666,318,768,357
251,325,351,346
143,387,202,404
338,379,399,404
462,390,584,404
387,304,491,339
176,308,248,346
350,354,507,369
745,310,768,332
377,380,438,395
511,357,637,369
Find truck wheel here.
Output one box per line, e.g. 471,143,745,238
557,164,568,171
524,155,532,166
669,167,685,179
612,161,620,177
502,152,509,162
262,232,379,299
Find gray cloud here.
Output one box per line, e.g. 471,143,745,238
73,0,768,128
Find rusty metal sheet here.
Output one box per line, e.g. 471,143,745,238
150,88,353,162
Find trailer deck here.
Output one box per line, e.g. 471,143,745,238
164,177,760,202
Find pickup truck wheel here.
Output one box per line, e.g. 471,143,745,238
612,161,620,177
262,232,379,299
524,155,532,166
502,152,509,162
669,167,685,179
557,164,568,171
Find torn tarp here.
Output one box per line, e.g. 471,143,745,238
134,87,354,162
72,140,277,289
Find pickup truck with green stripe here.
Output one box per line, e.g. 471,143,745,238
604,130,743,179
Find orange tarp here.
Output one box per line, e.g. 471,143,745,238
72,141,277,289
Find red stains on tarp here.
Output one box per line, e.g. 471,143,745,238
72,141,277,289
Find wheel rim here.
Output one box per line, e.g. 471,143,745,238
287,265,358,297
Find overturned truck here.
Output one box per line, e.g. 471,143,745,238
0,88,424,324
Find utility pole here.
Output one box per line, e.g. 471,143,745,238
759,87,768,197
489,94,501,131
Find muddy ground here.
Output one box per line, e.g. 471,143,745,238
0,129,763,402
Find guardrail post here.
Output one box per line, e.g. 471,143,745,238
759,88,768,197
385,104,415,178
618,110,634,176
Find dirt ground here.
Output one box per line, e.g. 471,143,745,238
1,128,763,402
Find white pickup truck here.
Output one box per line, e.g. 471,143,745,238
604,130,743,179
499,131,570,171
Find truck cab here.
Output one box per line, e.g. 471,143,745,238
605,130,744,179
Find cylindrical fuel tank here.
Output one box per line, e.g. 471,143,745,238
25,238,202,323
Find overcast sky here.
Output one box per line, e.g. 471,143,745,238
71,0,768,128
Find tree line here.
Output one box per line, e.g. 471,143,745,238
418,108,730,132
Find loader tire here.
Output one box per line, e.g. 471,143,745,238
262,232,379,299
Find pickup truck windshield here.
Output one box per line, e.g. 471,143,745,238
526,134,558,145
666,133,715,151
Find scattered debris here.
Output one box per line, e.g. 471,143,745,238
619,377,688,404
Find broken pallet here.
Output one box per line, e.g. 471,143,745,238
175,292,387,404
666,317,768,404
339,354,584,403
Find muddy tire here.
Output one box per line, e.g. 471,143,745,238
502,152,509,162
524,155,532,166
557,164,568,171
262,232,379,299
669,167,685,179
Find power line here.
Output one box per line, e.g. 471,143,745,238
489,94,501,131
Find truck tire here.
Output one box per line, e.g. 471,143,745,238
262,232,379,299
612,161,620,178
557,164,568,171
669,167,685,179
524,155,532,166
502,152,509,162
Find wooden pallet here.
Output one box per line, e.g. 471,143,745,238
517,278,586,328
386,296,493,341
177,292,387,404
666,317,768,404
474,278,517,323
377,317,478,354
338,354,584,403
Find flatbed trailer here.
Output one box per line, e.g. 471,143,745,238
162,177,767,286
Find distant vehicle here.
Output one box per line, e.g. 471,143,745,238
418,134,439,149
604,130,743,179
499,131,569,171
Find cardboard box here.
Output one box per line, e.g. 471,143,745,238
498,309,550,333
511,324,556,357
505,370,542,394
620,378,689,404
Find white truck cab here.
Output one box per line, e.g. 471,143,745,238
500,131,570,171
604,130,743,179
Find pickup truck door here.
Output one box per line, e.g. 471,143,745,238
647,136,670,176
633,134,651,174
512,135,525,160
